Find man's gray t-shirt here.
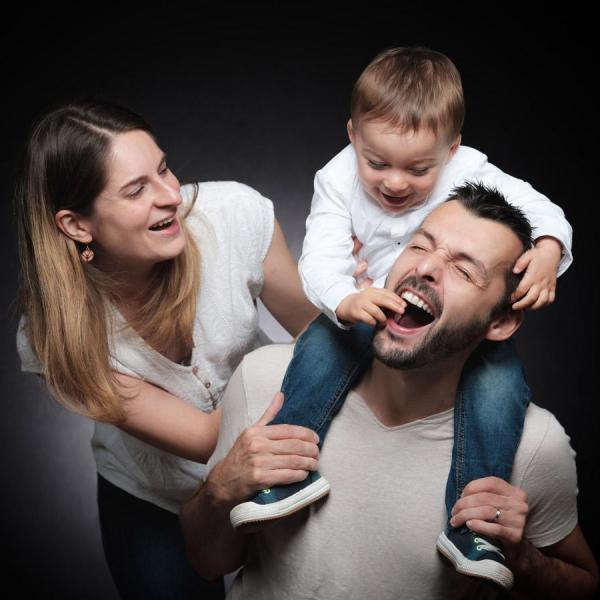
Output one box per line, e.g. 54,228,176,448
209,344,578,600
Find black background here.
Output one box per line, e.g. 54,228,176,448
1,5,597,598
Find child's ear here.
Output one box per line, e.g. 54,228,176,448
485,309,523,342
347,119,355,144
446,134,461,162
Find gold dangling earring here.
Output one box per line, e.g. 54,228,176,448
81,245,95,262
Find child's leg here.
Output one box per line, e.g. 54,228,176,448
437,338,530,591
229,313,374,528
270,313,374,439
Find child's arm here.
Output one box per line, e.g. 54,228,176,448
336,288,406,327
511,236,562,310
298,167,370,327
468,156,573,309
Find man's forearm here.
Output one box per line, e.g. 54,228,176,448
509,539,598,599
180,462,246,580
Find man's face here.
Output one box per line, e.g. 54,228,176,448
348,118,460,215
373,201,524,369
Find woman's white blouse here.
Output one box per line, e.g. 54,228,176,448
16,181,274,513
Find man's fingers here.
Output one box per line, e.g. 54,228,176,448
262,423,319,445
256,392,285,426
461,476,517,497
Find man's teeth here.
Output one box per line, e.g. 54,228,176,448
400,291,433,316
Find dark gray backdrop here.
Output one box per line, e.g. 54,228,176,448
2,6,597,598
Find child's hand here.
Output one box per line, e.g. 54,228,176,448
511,237,562,310
336,288,406,326
351,236,373,289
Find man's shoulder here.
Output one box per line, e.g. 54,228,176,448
239,343,295,422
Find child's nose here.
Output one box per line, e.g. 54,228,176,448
383,171,409,193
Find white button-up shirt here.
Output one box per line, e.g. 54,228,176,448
299,144,573,326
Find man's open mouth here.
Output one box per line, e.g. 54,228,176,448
392,290,436,329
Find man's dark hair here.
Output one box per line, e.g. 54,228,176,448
447,181,534,318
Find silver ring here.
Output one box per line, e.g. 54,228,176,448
494,508,501,521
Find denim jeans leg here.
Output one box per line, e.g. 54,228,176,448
445,338,531,516
269,314,374,444
97,475,225,600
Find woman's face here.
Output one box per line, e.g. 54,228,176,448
82,130,186,274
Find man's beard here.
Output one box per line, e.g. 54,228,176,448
373,276,491,370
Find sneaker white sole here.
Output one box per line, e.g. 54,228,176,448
230,476,331,529
436,531,514,590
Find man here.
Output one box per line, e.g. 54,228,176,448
181,184,598,598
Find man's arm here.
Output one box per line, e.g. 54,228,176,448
180,391,320,580
508,525,598,599
451,477,598,598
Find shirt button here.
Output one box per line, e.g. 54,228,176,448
205,381,211,389
192,366,199,375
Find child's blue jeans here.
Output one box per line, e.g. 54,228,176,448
269,314,530,515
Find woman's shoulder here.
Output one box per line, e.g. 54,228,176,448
181,181,273,219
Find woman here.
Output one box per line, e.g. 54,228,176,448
14,101,318,598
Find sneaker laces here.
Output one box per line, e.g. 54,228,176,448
473,536,505,559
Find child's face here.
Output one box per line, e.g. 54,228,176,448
348,118,460,214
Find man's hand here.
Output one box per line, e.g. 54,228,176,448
208,392,320,507
449,476,529,551
336,288,406,327
512,236,562,310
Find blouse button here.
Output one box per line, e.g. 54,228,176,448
205,381,211,389
192,366,199,375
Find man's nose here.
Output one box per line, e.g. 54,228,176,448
415,251,444,282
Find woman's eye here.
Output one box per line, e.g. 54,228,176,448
128,186,144,198
368,161,386,170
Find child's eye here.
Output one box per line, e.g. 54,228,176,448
159,164,169,175
411,168,430,176
368,160,387,170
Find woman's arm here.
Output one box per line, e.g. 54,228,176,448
260,219,319,337
114,373,221,463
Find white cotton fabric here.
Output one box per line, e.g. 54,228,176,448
17,181,274,513
209,344,579,600
299,144,574,325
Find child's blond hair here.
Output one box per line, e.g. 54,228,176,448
351,46,464,143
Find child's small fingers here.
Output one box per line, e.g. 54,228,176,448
530,289,549,311
359,310,377,326
511,290,535,310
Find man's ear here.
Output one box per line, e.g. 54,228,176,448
347,119,355,144
55,209,93,244
485,309,523,342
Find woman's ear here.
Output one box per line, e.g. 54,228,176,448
55,210,93,244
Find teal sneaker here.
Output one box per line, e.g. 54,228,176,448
436,525,514,590
229,471,330,529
